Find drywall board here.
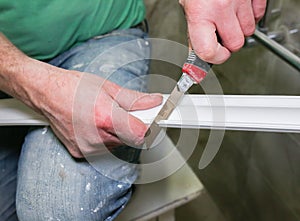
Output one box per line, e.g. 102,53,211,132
0,96,300,133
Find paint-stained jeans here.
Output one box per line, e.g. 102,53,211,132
0,28,150,221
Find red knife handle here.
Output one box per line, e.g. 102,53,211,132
182,50,212,84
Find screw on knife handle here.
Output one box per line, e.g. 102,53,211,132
182,50,212,84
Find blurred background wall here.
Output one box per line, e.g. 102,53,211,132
144,0,300,220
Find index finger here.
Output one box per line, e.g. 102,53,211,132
111,105,148,147
252,0,267,22
188,20,231,64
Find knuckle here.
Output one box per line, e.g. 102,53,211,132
133,137,144,147
243,23,256,36
95,112,112,130
253,2,267,20
195,47,217,61
227,38,245,52
70,149,83,158
245,25,256,36
95,103,116,131
255,10,265,20
217,0,231,8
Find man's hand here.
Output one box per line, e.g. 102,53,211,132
179,0,267,64
42,68,163,158
0,33,162,158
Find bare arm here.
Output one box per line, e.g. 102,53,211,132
0,33,81,112
0,33,162,157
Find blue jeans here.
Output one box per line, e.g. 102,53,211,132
0,28,150,221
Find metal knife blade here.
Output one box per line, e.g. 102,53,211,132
144,74,194,149
144,50,212,149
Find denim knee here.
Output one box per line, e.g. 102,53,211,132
16,127,138,221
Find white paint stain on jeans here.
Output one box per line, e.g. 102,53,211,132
85,182,91,192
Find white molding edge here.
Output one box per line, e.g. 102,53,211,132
0,99,48,126
1,95,300,133
132,95,300,133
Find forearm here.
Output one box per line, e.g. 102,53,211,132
0,33,81,113
0,33,28,99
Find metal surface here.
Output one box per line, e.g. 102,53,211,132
144,50,211,149
253,29,300,71
144,83,184,149
245,30,285,47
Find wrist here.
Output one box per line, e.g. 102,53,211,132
18,59,82,116
0,42,81,117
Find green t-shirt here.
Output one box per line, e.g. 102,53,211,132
0,0,145,60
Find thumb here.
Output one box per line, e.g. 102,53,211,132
105,80,163,111
118,89,163,111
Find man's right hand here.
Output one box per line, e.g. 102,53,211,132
179,0,267,64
